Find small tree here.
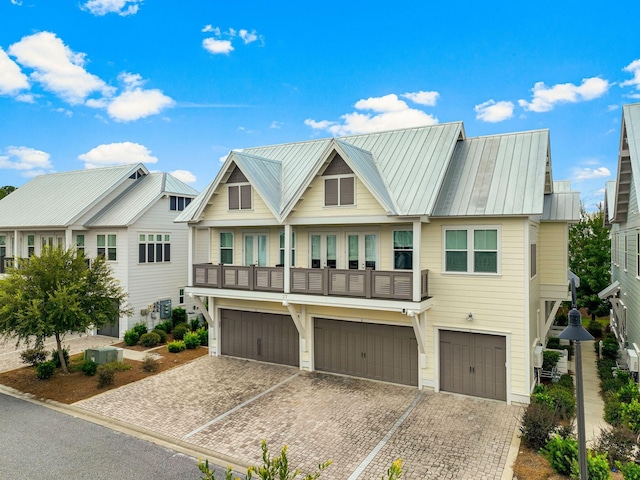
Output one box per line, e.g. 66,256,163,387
0,246,131,373
0,185,16,201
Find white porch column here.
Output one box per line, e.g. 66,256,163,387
187,226,194,286
209,296,219,356
14,229,18,257
412,219,422,302
284,223,291,293
65,228,73,249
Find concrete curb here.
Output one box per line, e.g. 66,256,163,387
501,416,522,480
0,383,251,475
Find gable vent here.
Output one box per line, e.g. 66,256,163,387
226,166,248,184
323,154,353,176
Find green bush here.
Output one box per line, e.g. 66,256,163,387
36,360,56,379
132,321,148,337
602,334,620,361
152,328,167,343
558,374,574,390
141,354,159,372
155,320,173,334
622,399,640,433
617,370,632,385
546,337,561,349
50,348,69,368
618,461,640,480
102,361,131,372
541,434,578,476
172,307,187,327
594,426,637,468
190,317,200,331
172,323,189,340
598,358,617,380
602,377,626,395
184,331,201,349
97,365,115,388
139,331,161,348
618,381,639,404
123,329,140,346
20,345,48,366
547,384,576,420
197,327,208,346
588,320,604,339
604,392,624,426
570,451,612,480
555,311,568,326
542,350,561,371
520,402,559,450
81,359,98,376
167,340,186,353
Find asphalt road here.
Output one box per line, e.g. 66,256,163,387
0,392,234,480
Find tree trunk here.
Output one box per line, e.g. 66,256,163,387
54,332,68,374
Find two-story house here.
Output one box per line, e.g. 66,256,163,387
177,123,579,404
601,103,640,365
0,163,198,337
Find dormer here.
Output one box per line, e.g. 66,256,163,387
225,166,252,211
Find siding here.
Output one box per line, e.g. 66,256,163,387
539,222,568,286
202,184,275,221
194,228,210,264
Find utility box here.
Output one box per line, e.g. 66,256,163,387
533,345,543,369
159,299,171,319
628,349,639,373
85,347,123,365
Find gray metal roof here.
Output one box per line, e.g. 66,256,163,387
432,130,550,216
87,172,198,227
542,190,581,221
0,163,146,228
605,180,616,223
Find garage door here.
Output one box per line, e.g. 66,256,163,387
314,318,418,386
221,310,300,367
439,330,506,401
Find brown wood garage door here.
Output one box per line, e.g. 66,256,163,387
221,310,299,367
314,318,418,386
439,330,506,401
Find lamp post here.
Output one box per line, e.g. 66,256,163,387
558,304,594,480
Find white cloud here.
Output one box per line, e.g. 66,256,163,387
402,90,439,107
621,59,640,90
518,77,610,113
201,25,218,34
270,121,283,129
170,169,196,184
78,142,158,169
607,104,619,112
8,31,114,105
305,93,438,136
0,146,53,175
105,72,174,122
0,47,29,96
81,0,142,16
202,38,234,55
474,100,514,123
10,0,23,5
573,166,611,181
239,29,258,45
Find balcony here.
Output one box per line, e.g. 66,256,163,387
193,264,429,301
0,257,13,274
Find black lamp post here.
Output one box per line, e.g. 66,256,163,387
558,301,594,480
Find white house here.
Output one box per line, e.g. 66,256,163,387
0,163,198,337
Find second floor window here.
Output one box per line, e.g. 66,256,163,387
76,235,85,255
170,196,192,211
220,232,234,264
279,231,296,266
228,185,252,210
97,234,117,261
139,234,171,263
393,231,413,270
27,234,35,257
445,228,498,274
324,176,354,206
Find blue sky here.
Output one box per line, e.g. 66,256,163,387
1,1,639,210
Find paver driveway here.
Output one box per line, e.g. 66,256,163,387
76,356,522,479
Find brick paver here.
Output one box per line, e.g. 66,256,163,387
75,356,522,479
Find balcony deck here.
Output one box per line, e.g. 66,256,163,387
193,264,429,301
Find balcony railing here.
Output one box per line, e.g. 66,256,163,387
193,263,429,301
0,256,13,274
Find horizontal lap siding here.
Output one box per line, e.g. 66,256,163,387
539,223,568,286
202,185,275,221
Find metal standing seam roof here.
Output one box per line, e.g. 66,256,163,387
605,180,617,223
87,172,198,227
0,163,146,228
542,191,581,221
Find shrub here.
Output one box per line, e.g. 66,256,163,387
602,334,620,361
570,451,612,480
197,327,209,346
152,328,167,343
594,426,637,468
167,340,186,353
139,331,161,348
541,434,578,476
547,384,576,420
154,320,173,334
558,374,574,390
618,381,639,404
617,370,632,384
123,329,140,346
36,360,56,380
542,350,561,371
604,392,624,426
546,337,561,349
520,402,559,450
20,345,48,366
618,461,640,480
588,320,604,339
132,321,148,337
190,317,200,331
81,359,98,376
103,361,131,372
622,399,640,433
555,311,568,326
97,365,115,388
172,307,187,327
598,358,617,380
184,331,201,349
50,348,69,368
602,377,626,395
172,323,189,340
141,354,159,372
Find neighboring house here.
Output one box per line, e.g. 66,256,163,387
0,163,198,338
601,103,640,370
177,123,579,404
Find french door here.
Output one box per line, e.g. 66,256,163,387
310,233,338,268
347,233,377,270
243,233,267,266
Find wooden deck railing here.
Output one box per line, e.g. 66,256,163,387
193,264,429,301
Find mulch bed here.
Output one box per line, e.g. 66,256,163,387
0,346,207,404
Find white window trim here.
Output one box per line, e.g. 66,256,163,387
97,233,118,262
219,231,234,264
624,233,629,271
308,230,340,269
530,243,537,279
323,174,356,208
227,183,253,212
138,233,171,264
442,226,501,275
344,230,379,270
392,229,413,271
279,229,296,267
242,231,269,266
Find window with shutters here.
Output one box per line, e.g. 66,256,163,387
138,234,171,263
228,184,252,210
324,176,355,206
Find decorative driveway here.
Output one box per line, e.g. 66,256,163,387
76,356,522,479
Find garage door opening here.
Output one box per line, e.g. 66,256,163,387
314,318,418,386
220,310,299,367
439,330,506,401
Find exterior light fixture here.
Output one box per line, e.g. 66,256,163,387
466,312,473,321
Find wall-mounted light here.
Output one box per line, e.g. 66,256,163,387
406,309,416,317
467,312,473,321
282,300,289,307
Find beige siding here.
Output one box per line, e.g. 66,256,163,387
529,222,541,392
201,184,275,222
539,222,568,286
194,228,210,264
289,176,387,219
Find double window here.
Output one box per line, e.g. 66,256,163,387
139,234,171,263
324,176,355,206
228,184,252,210
444,228,499,274
169,196,192,211
279,231,296,266
76,235,85,255
220,232,234,264
27,234,35,257
97,234,117,261
393,231,413,270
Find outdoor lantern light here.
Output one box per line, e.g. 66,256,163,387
558,300,594,480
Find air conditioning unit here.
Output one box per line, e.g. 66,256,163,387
533,345,543,369
627,349,639,373
85,347,123,364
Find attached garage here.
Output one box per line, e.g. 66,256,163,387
314,318,418,386
220,310,300,367
439,330,506,401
